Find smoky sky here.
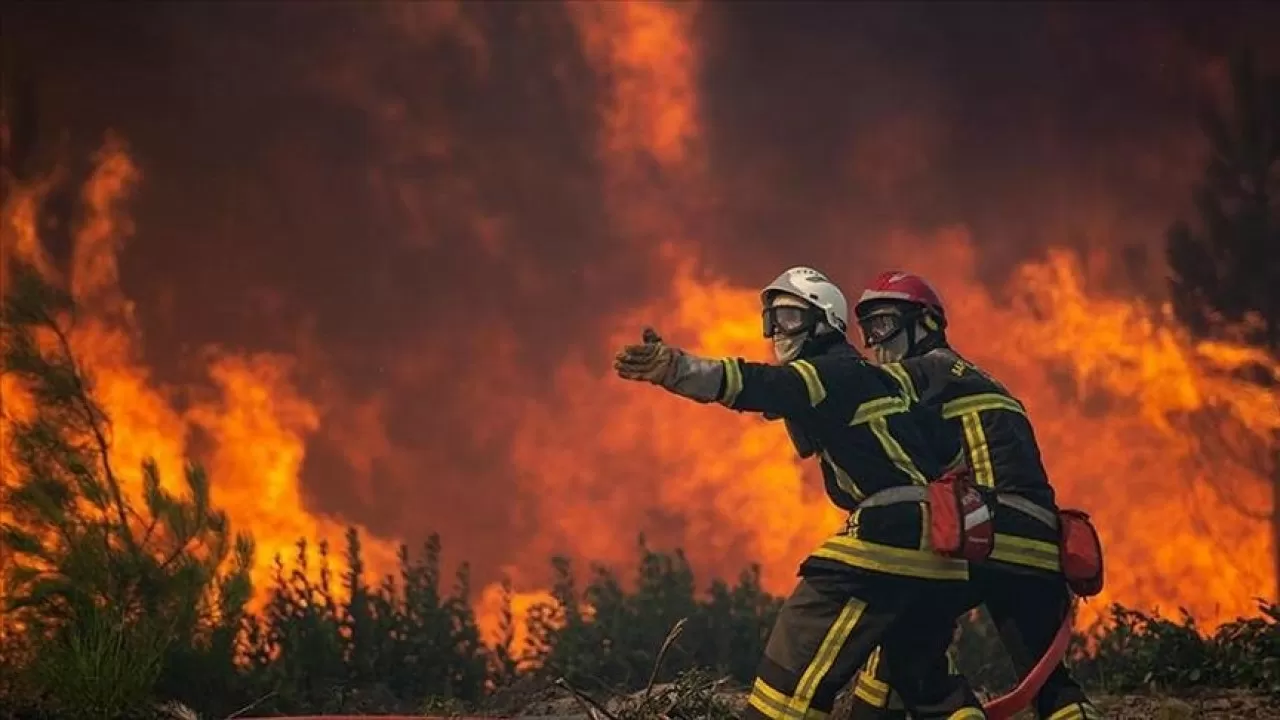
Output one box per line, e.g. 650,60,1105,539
3,1,1279,585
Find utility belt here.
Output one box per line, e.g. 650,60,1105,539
857,473,1104,598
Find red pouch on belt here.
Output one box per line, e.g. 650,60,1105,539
1058,509,1104,597
927,469,994,562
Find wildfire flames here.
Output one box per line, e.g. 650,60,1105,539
0,139,402,606
2,1,1277,654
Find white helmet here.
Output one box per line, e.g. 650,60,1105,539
760,266,850,335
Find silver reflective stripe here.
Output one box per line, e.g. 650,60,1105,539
669,352,727,403
997,494,1058,528
857,485,928,509
860,486,1060,529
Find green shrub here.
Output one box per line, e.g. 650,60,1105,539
26,603,169,719
236,530,488,715
1073,601,1280,697
524,535,780,692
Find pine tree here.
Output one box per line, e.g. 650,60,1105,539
0,260,255,716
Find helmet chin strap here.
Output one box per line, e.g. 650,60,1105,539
873,333,907,364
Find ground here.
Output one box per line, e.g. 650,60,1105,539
1085,690,1280,720
514,687,1280,720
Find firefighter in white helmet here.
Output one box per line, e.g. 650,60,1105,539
614,266,986,720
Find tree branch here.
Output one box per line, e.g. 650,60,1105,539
46,317,138,556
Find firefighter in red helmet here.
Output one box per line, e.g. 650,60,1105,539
847,270,1100,720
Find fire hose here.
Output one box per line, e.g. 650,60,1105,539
981,600,1077,720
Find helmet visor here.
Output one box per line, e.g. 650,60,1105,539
762,305,817,338
857,308,906,347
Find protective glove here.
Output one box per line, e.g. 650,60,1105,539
613,327,680,386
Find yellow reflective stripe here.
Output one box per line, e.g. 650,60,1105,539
940,393,1025,419
946,646,960,675
958,413,995,488
848,395,926,485
748,678,794,720
719,358,744,406
747,678,831,720
850,395,908,425
990,533,1060,572
812,535,968,580
853,672,889,707
1044,705,1079,720
788,359,827,406
790,598,866,717
941,392,1024,488
853,650,890,708
946,709,985,720
1046,703,1103,720
820,450,866,502
882,363,917,401
869,417,929,485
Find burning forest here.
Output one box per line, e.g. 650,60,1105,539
1,2,1279,716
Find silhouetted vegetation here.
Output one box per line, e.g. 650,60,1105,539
1070,603,1280,697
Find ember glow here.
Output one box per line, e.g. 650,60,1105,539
2,1,1277,647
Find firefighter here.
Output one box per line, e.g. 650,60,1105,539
613,266,987,720
847,270,1100,720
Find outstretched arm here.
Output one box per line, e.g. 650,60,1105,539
613,328,828,418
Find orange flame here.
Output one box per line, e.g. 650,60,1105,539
569,0,702,171
0,139,400,610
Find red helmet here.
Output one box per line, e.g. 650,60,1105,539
854,270,948,325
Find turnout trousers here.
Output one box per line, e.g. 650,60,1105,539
845,566,1099,720
743,569,985,720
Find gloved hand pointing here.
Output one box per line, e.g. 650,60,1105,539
614,327,680,385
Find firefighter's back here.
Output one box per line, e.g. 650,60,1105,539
884,347,1062,576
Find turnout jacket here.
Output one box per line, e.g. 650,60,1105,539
880,347,1063,575
708,336,968,582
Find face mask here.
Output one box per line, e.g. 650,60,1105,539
873,331,910,364
773,334,805,363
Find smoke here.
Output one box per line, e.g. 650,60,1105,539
2,1,1278,607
